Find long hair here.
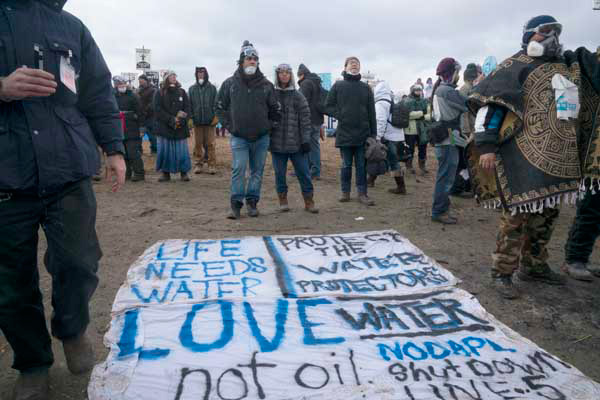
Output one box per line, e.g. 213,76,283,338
160,75,181,96
430,77,442,111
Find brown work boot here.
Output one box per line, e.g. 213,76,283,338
208,166,216,175
517,265,566,286
491,273,520,300
13,369,49,400
303,193,319,214
388,176,407,194
62,332,95,374
358,193,375,206
406,159,415,175
193,164,203,174
278,192,290,212
561,262,594,282
339,192,351,202
418,159,429,175
431,213,457,224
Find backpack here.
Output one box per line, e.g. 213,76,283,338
377,98,410,128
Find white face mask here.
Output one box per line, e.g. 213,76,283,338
244,66,257,75
117,86,127,93
527,35,562,58
527,40,545,57
198,79,204,85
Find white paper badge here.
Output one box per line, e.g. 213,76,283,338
552,73,579,120
60,56,77,94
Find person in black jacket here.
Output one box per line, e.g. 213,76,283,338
297,63,325,180
154,71,192,182
271,63,318,213
216,41,282,219
137,74,157,153
325,56,377,206
0,1,126,397
114,76,144,181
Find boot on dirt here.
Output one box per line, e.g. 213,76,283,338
158,172,170,182
339,192,351,203
180,172,190,182
358,193,375,206
13,369,49,400
303,193,319,214
208,166,216,175
62,331,95,374
406,159,415,175
561,262,594,282
125,165,132,181
588,263,600,277
491,273,520,300
278,192,290,212
388,176,407,194
131,173,145,182
516,265,566,285
418,159,429,175
431,212,457,224
193,164,204,174
247,199,259,217
227,200,243,220
367,175,377,188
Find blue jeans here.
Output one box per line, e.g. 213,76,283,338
230,135,270,204
309,125,321,178
271,152,314,194
340,145,367,194
385,140,401,172
432,145,459,217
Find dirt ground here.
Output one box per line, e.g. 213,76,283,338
1,135,599,399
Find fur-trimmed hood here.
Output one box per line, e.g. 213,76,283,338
274,70,297,91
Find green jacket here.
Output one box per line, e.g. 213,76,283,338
404,95,429,136
188,82,217,126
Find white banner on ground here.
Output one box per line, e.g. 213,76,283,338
90,231,600,400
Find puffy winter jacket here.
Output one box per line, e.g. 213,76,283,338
216,67,282,142
326,72,376,147
270,77,311,154
298,65,325,126
114,90,141,140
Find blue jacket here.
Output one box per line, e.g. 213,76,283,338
0,0,123,195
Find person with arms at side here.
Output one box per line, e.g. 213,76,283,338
373,81,407,194
326,56,377,206
404,83,430,175
0,1,126,398
137,74,157,154
113,76,144,182
216,41,282,219
430,58,468,225
297,63,325,180
271,63,318,213
154,71,192,182
189,66,218,175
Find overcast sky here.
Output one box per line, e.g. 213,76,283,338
65,0,599,94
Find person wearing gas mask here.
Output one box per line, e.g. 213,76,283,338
216,41,282,219
113,76,145,181
430,58,468,225
469,15,600,298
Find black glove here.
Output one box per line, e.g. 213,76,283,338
300,142,311,153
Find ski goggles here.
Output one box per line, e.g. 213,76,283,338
275,63,292,73
525,22,562,37
241,48,259,59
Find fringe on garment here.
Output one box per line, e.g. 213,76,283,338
579,178,600,195
508,191,581,216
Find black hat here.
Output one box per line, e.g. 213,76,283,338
463,63,478,82
239,40,258,64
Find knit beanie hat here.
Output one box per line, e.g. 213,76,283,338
436,57,459,82
463,63,479,82
239,40,259,64
522,15,561,47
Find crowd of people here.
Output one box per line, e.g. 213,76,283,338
0,2,599,398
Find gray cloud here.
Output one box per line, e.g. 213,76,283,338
66,0,599,94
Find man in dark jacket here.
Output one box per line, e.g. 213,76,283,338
189,66,218,174
114,76,144,181
137,74,157,153
216,41,282,219
297,63,325,180
0,1,126,398
325,56,377,206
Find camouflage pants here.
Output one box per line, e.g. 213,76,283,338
492,207,560,276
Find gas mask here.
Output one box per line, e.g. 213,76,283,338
527,34,563,58
117,86,127,94
244,66,257,75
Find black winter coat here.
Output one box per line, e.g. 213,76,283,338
216,68,282,142
137,85,156,128
188,81,217,126
115,90,141,140
0,0,123,195
298,73,324,126
154,86,191,140
326,72,377,148
270,88,311,154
